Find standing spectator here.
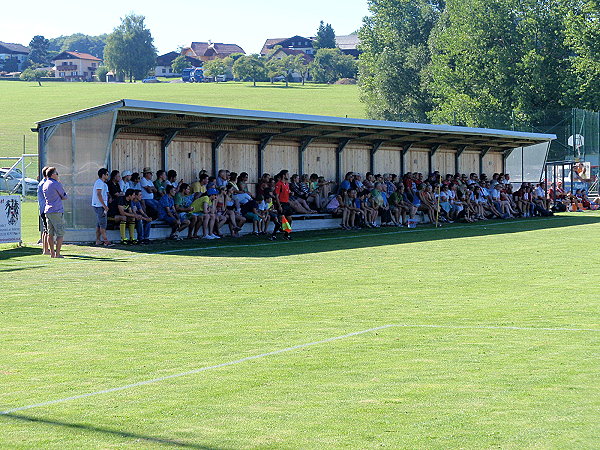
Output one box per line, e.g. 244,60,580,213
37,166,50,255
107,170,124,218
91,168,112,247
42,167,67,258
272,170,294,240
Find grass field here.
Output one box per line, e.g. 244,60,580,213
0,81,363,160
1,203,599,448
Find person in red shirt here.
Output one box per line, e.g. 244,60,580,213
271,170,294,240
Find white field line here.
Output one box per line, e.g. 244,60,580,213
1,322,598,416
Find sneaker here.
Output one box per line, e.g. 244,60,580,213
268,234,277,241
208,234,221,239
203,234,216,240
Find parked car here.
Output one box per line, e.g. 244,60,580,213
0,168,38,194
142,76,160,83
181,67,204,83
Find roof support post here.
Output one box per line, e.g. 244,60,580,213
429,144,441,174
400,142,414,176
298,137,314,176
38,125,57,174
161,129,180,172
479,146,492,175
257,134,274,181
212,132,229,176
104,110,119,169
336,138,352,184
369,140,384,174
71,121,77,228
455,145,467,174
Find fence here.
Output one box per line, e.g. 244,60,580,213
0,154,39,196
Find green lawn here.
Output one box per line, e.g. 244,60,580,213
0,81,363,161
1,203,599,448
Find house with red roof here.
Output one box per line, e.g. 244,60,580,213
181,41,245,62
260,36,315,56
52,51,102,81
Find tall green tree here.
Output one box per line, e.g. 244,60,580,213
314,21,337,49
232,54,267,86
203,59,227,81
564,0,600,109
311,48,357,83
28,35,51,65
171,55,189,74
104,14,157,82
358,0,444,122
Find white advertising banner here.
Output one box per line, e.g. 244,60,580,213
0,195,22,244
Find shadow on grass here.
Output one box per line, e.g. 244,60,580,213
106,214,600,259
247,84,327,90
2,413,222,449
0,265,46,272
0,246,128,262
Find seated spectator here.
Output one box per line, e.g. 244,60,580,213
140,168,159,217
191,172,209,194
128,172,141,191
131,189,152,244
190,188,221,239
241,195,263,234
107,170,124,217
166,169,181,189
114,189,138,244
154,170,168,197
158,184,190,240
174,183,199,239
120,171,132,192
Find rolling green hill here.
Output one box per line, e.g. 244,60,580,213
0,81,364,160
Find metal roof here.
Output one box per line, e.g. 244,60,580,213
36,99,556,150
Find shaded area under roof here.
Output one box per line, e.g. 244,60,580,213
36,99,556,151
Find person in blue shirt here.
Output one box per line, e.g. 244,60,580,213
159,184,189,240
37,166,50,255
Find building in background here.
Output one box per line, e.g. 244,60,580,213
261,36,315,56
155,51,202,76
0,42,30,72
181,41,245,62
52,51,101,81
335,35,360,58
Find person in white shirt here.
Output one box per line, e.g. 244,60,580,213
91,168,112,246
140,168,159,216
119,170,132,192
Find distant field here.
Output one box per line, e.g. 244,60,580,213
1,206,599,448
0,81,364,160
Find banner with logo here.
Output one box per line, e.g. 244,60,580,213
0,195,22,244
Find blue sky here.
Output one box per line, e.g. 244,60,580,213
2,0,370,55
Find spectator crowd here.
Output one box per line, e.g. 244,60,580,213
78,164,599,246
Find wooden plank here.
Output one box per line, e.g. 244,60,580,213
342,144,370,176
264,141,299,176
374,149,401,174
406,149,429,173
304,144,336,181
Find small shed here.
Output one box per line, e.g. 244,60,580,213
35,99,555,232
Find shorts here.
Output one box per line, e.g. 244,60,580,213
94,206,108,229
280,202,294,217
46,212,65,237
245,212,262,222
40,212,48,233
179,212,192,221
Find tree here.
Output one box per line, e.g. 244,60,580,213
96,65,109,82
0,57,20,72
203,59,227,81
358,0,443,122
564,0,600,110
171,55,189,74
20,67,51,86
314,21,337,49
266,57,284,83
28,35,50,65
60,33,107,58
104,14,157,82
311,48,357,83
232,54,267,86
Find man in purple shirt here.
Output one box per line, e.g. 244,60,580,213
42,167,67,258
37,166,50,255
